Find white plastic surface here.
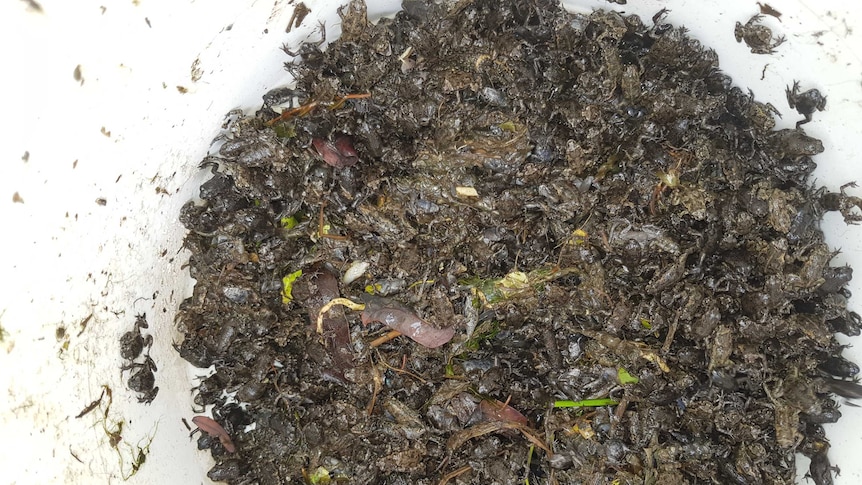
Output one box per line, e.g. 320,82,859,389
0,0,860,483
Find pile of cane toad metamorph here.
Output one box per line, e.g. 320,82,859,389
176,1,862,483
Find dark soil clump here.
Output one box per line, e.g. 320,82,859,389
176,1,861,483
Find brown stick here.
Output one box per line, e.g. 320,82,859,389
370,330,402,347
437,465,472,485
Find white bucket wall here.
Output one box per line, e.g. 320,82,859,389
0,0,859,483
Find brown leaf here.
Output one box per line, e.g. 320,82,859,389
359,294,455,348
479,398,529,426
192,416,236,453
312,134,358,168
446,420,551,456
298,266,354,380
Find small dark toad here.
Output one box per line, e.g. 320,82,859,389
119,313,152,361
124,355,159,404
735,15,785,54
786,81,827,127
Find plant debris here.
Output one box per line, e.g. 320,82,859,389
192,416,237,453
75,385,107,419
757,2,782,22
176,1,860,483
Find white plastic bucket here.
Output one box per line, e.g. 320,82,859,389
1,0,860,483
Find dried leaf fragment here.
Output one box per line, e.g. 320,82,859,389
455,186,479,197
360,294,455,348
192,416,236,453
757,2,782,21
75,386,106,418
479,398,529,426
437,465,472,485
447,420,551,456
312,134,358,168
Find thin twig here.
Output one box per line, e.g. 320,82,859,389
438,465,472,485
375,350,427,383
366,364,383,416
662,316,679,354
447,421,552,456
370,329,402,347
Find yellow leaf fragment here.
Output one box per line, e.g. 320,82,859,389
499,271,529,290
316,297,366,334
455,186,479,197
304,466,331,485
281,270,303,304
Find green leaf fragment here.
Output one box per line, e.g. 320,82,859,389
617,367,640,384
280,216,298,229
554,398,619,408
281,270,303,304
307,466,331,485
407,279,436,290
640,318,652,329
499,120,519,132
364,283,382,294
273,122,296,139
464,320,501,351
499,271,529,289
463,265,580,307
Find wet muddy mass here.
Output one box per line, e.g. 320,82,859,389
176,1,861,483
